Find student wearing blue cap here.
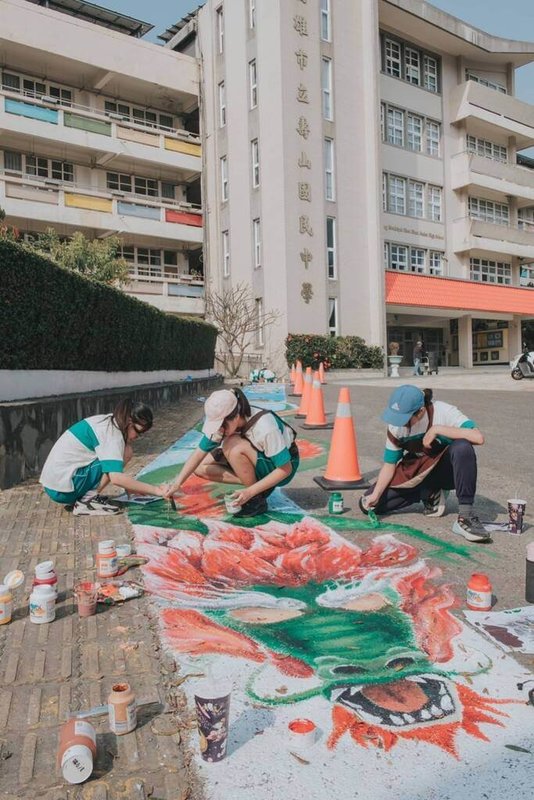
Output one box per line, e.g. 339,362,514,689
359,385,489,542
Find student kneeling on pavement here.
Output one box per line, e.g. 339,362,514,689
359,385,489,543
164,388,299,518
40,399,168,515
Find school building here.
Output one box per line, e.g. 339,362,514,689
165,0,534,371
0,0,204,317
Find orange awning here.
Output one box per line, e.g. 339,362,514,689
386,271,534,315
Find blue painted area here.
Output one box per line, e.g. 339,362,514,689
117,201,160,220
168,284,204,298
137,429,203,477
5,98,58,124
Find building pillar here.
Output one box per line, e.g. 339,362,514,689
509,316,523,359
458,315,473,368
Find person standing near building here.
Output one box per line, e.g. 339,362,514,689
412,340,423,376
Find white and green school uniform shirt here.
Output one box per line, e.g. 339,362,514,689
199,407,298,483
40,415,125,498
384,400,476,464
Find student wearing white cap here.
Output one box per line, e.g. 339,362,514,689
359,385,489,542
165,388,299,517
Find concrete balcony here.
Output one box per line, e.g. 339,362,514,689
0,90,201,176
453,216,534,259
0,172,203,244
451,152,534,204
450,81,534,149
123,272,205,316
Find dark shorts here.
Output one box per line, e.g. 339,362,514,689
212,443,300,489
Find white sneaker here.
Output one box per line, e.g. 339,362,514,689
73,498,122,516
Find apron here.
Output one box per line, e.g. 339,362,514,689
387,403,449,490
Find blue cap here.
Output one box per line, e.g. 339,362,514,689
381,385,424,426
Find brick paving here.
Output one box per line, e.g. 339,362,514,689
0,398,206,800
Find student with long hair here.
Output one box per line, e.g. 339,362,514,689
359,385,489,542
165,388,300,517
40,398,166,515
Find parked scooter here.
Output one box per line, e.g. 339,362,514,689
511,351,534,379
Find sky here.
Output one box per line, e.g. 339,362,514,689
110,0,534,101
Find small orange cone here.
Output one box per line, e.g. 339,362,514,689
314,387,369,490
290,363,296,385
302,372,334,429
295,367,313,417
319,362,327,384
290,360,304,396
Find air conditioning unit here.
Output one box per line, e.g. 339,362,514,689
41,95,60,104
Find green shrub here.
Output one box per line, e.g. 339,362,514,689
286,333,384,370
0,240,217,370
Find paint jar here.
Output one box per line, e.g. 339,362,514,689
466,573,492,611
57,719,97,784
508,499,526,534
288,718,317,749
194,681,231,762
116,544,132,558
526,542,534,603
74,581,98,617
96,540,118,579
224,493,242,515
328,492,344,514
0,584,13,626
108,682,137,735
33,560,58,598
29,584,56,624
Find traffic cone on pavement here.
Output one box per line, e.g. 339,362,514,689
319,362,327,384
290,360,304,396
290,363,296,385
314,387,369,490
295,367,313,417
302,372,334,429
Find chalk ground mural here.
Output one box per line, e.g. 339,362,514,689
130,386,534,800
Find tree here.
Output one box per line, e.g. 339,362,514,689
205,282,280,377
0,206,18,242
30,228,129,285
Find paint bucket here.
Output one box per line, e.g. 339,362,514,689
0,584,13,626
466,573,492,611
194,681,231,762
508,499,526,534
96,540,118,579
57,719,97,784
288,718,317,749
108,682,137,735
74,581,98,617
33,560,58,598
328,492,344,514
29,584,56,623
526,542,534,603
224,493,242,515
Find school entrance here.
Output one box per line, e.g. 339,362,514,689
386,325,446,367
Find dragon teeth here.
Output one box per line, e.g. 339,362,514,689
441,694,453,712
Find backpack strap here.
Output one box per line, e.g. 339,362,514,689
386,403,434,449
240,409,297,443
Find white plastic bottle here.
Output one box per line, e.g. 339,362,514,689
29,584,56,624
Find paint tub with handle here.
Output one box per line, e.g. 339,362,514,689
224,493,242,515
288,718,317,749
74,581,98,617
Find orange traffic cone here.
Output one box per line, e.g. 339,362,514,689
319,362,327,384
289,360,304,396
290,363,296,385
302,372,334,429
314,387,369,490
295,367,313,417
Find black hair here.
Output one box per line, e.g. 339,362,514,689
222,388,251,428
112,398,153,441
422,388,433,407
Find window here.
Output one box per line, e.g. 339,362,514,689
423,56,438,92
6,151,74,182
404,47,420,85
220,156,228,201
326,217,336,279
222,230,230,277
429,251,443,276
426,120,440,156
249,60,257,109
324,138,335,201
387,175,406,215
407,113,422,151
51,160,74,182
48,85,72,106
468,197,509,225
466,135,507,162
466,71,506,94
408,181,424,218
253,218,261,268
328,297,338,336
22,78,46,98
427,185,442,222
382,35,440,93
470,257,511,285
161,182,175,200
384,242,446,275
389,244,408,271
2,70,72,105
4,151,22,172
251,139,260,188
249,0,255,29
134,176,158,197
104,101,173,130
321,0,331,42
2,72,20,91
255,298,264,346
107,171,132,193
387,107,404,147
321,57,333,120
218,81,226,126
216,6,224,54
410,248,425,273
384,38,402,78
107,173,158,198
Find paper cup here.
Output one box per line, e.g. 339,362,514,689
194,682,231,762
224,494,242,515
508,499,526,534
74,581,98,617
288,718,317,749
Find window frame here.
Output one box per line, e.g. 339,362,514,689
218,81,226,127
220,155,229,201
255,297,264,346
249,0,256,29
381,33,440,93
326,216,337,279
251,138,260,188
249,59,258,109
253,217,261,268
216,6,224,54
320,0,331,42
324,137,335,201
222,230,230,277
321,57,333,121
328,297,338,336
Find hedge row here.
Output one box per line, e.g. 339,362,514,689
0,240,217,371
286,333,384,370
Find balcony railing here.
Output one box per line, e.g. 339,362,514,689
451,151,534,201
453,215,534,259
126,266,204,286
450,81,534,147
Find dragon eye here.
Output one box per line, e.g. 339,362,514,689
332,665,367,676
386,657,415,671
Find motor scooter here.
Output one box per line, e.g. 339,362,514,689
510,351,534,379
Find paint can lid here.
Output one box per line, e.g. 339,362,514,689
98,540,116,554
35,560,55,577
61,744,94,784
4,570,24,590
